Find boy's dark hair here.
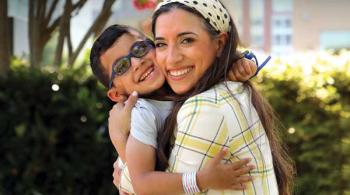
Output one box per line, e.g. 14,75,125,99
90,24,130,88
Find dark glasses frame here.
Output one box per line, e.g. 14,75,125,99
109,38,155,89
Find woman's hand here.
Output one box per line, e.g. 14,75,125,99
197,148,255,191
113,159,133,195
229,58,257,82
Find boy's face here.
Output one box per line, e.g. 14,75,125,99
100,30,165,102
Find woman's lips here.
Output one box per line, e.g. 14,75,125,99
167,66,193,80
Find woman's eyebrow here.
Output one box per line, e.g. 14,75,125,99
155,32,198,41
178,32,198,37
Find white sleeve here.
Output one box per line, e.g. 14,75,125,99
130,106,158,148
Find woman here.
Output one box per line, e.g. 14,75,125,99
109,0,294,194
149,0,295,194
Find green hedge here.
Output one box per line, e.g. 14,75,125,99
1,51,349,194
257,51,350,195
0,67,117,195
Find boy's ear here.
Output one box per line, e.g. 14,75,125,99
107,88,127,103
216,32,228,57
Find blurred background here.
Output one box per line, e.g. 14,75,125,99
0,0,349,194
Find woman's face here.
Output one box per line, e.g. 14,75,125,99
154,8,220,95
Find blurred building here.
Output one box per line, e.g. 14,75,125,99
228,0,350,54
7,0,350,57
293,0,350,51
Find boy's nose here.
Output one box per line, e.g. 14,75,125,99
130,56,146,72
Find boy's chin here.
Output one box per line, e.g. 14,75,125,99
138,91,154,99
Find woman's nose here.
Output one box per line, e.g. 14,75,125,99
166,45,183,66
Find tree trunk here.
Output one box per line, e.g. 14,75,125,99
0,0,10,78
28,0,45,68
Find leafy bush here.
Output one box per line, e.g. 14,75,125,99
0,66,117,195
0,51,349,194
256,51,350,195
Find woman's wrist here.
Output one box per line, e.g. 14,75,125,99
196,170,209,192
182,172,202,194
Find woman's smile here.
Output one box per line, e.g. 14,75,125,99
167,66,193,80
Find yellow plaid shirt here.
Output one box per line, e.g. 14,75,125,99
168,81,279,195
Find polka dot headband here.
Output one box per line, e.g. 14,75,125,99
156,0,231,33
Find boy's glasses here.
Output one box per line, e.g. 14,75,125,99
109,39,155,88
241,50,271,79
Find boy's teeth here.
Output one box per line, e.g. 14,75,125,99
140,67,153,82
169,67,192,77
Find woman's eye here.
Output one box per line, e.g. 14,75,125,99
155,42,166,48
182,38,194,44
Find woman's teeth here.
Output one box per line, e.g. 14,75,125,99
139,67,154,82
168,67,193,77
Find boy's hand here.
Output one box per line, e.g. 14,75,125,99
108,91,138,139
229,58,257,82
197,148,255,191
108,91,138,161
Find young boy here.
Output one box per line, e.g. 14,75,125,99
90,24,258,194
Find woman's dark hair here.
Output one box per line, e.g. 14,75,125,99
152,2,295,195
90,24,130,88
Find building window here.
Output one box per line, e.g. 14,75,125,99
286,34,292,44
252,35,263,45
320,31,350,49
274,19,281,27
252,19,262,26
285,19,291,28
274,35,281,45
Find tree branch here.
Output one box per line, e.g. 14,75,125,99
72,0,88,11
53,0,72,67
47,0,87,36
69,0,116,66
67,23,73,62
44,0,59,27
